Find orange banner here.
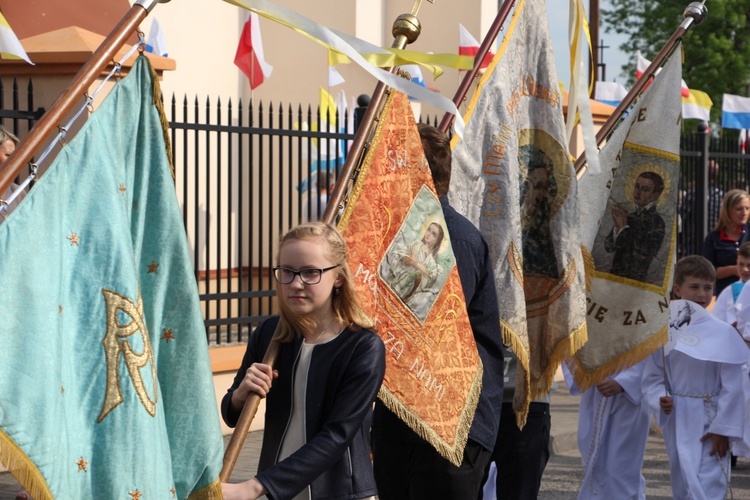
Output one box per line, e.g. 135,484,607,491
339,91,481,466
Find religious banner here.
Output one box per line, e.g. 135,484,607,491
0,56,223,498
449,0,587,424
569,52,683,391
339,90,481,466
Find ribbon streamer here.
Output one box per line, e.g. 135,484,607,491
567,0,600,175
224,0,465,137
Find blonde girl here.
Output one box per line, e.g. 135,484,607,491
221,222,385,500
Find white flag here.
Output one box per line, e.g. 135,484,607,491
570,52,684,391
145,18,168,57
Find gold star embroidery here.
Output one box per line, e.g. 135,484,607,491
67,232,79,246
61,385,64,394
129,489,142,500
162,328,175,343
118,183,127,194
59,305,63,314
76,456,88,472
170,487,176,497
147,260,159,274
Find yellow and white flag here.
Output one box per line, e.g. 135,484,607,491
569,51,683,391
450,0,587,425
0,13,32,65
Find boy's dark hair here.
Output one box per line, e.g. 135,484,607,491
739,241,750,259
674,255,716,286
417,123,451,197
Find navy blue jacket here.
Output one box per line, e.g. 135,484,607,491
703,224,750,296
372,196,505,453
222,316,386,500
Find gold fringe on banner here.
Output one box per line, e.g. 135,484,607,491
533,320,588,401
377,366,483,468
568,325,668,393
0,429,52,500
501,322,531,429
581,245,595,292
188,478,224,500
147,54,175,179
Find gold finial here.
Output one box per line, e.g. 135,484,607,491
392,0,434,47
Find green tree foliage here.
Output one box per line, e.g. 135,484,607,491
602,0,750,123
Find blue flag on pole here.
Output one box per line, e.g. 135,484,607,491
0,56,223,499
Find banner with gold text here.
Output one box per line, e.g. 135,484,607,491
339,91,481,466
569,52,683,391
449,0,588,424
0,57,223,498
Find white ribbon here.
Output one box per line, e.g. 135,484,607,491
224,0,465,137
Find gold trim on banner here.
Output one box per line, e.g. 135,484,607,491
568,325,668,393
502,321,531,429
449,0,525,150
0,429,53,500
623,141,681,162
533,320,588,401
377,364,483,466
188,478,223,500
146,55,175,179
336,90,389,229
581,244,595,292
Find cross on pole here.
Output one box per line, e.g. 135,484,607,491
410,0,434,16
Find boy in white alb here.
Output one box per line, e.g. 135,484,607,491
643,256,749,499
563,359,650,499
712,241,750,327
728,248,750,467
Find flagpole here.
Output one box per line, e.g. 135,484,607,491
437,0,516,134
221,3,433,481
323,9,428,224
0,0,168,197
574,1,707,176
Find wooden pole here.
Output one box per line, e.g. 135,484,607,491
437,0,516,134
574,1,707,176
0,0,164,196
221,4,432,482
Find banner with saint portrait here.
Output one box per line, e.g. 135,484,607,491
338,90,481,466
449,0,588,425
568,51,683,391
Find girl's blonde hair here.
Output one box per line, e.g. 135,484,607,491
713,189,750,232
0,126,19,146
275,222,373,342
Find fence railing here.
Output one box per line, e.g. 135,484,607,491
0,77,45,183
677,125,750,258
164,97,750,345
168,94,355,345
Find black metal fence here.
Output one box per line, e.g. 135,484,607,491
164,96,750,345
0,77,45,182
167,94,356,345
677,124,750,258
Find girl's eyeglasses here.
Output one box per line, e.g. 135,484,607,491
272,265,340,285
